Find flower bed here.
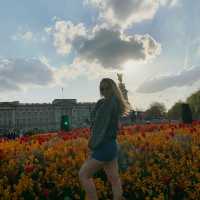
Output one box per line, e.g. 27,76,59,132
0,121,200,200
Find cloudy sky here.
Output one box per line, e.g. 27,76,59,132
0,0,200,111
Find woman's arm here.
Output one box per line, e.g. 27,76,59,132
88,96,118,150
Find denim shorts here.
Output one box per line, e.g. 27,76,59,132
91,139,119,162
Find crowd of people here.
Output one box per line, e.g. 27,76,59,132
0,129,22,140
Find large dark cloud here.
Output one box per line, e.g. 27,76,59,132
77,28,161,69
47,21,161,69
0,58,54,92
136,66,200,93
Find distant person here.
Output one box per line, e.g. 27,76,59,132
79,78,131,200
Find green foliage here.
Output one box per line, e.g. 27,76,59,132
167,101,183,120
168,89,200,121
186,90,200,120
145,102,166,120
181,103,193,124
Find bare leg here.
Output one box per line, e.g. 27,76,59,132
79,157,104,200
103,158,123,200
80,177,98,200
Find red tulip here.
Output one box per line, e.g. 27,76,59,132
24,164,34,173
43,188,49,198
162,176,171,185
169,131,175,137
165,135,170,140
141,132,146,138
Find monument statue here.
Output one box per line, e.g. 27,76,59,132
117,73,129,104
117,73,123,83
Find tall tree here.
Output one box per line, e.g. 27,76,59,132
145,102,166,120
186,90,200,120
167,100,183,120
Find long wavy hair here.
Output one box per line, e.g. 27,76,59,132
99,78,132,117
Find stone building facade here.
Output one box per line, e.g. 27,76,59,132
0,99,95,133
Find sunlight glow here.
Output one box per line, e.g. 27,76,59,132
123,60,141,76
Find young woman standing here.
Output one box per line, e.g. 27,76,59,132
79,78,131,200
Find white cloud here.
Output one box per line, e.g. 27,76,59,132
0,56,116,93
0,58,55,92
11,28,48,43
54,57,115,84
11,31,33,41
136,66,200,93
45,20,87,55
85,0,179,29
160,0,180,7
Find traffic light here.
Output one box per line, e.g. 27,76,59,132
61,115,70,131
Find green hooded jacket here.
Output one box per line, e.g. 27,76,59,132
88,95,121,150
